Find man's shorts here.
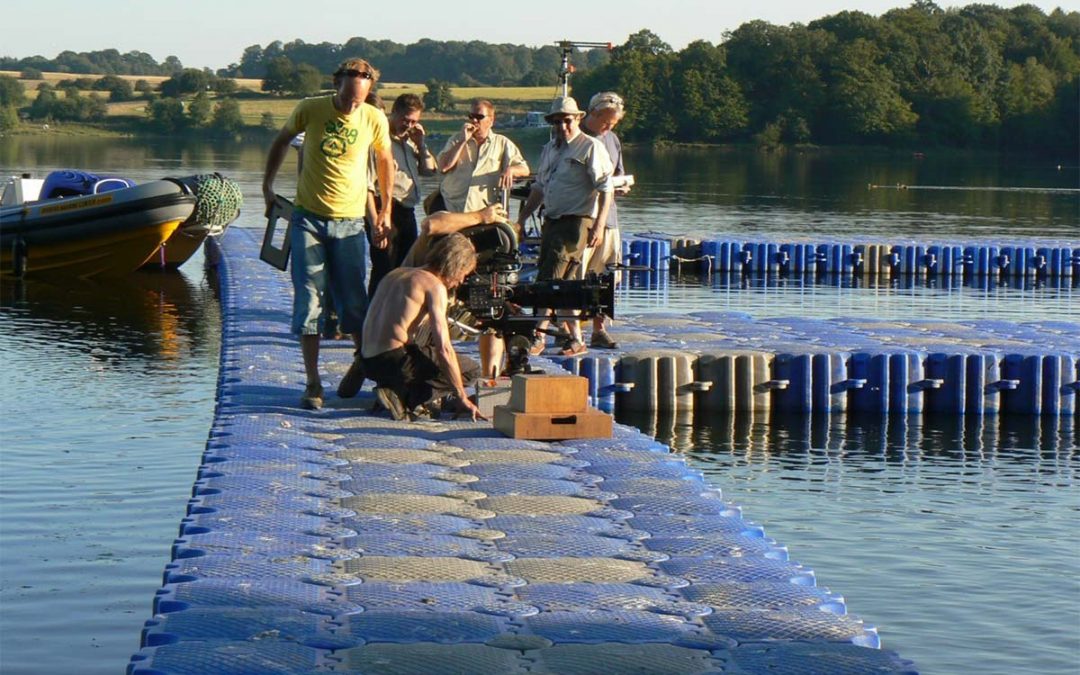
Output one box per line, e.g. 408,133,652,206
289,207,369,335
580,226,622,283
537,215,592,281
364,344,481,410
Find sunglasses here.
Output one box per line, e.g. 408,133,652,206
550,116,577,126
336,69,373,80
467,113,487,122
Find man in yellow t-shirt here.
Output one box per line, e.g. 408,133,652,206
262,57,394,410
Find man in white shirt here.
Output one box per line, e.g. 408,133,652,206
516,96,614,356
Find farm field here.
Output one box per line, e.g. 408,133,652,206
3,71,557,133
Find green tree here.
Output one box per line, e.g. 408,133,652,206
999,56,1058,150
95,75,135,102
135,79,153,94
724,21,832,138
28,86,57,120
0,75,26,108
823,39,917,142
213,78,238,95
260,111,277,131
518,68,555,86
211,98,244,133
1001,57,1056,117
161,69,212,97
20,68,43,80
672,41,749,141
187,91,213,127
147,96,186,131
291,63,323,96
262,57,295,95
618,29,673,56
0,103,19,131
422,79,454,112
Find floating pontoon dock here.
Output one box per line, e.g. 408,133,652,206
128,229,921,674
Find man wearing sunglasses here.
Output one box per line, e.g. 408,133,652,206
515,96,614,357
261,57,394,410
435,99,529,213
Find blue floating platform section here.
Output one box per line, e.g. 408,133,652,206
625,232,1079,279
550,313,1078,416
128,228,918,674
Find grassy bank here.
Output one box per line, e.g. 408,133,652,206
5,71,558,138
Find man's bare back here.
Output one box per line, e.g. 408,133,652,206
361,266,446,358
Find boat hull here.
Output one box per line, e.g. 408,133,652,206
0,180,195,279
143,226,209,269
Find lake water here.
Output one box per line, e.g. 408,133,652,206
0,134,1077,674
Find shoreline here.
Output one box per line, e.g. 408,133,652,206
3,121,1072,162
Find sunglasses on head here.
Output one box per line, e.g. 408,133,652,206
336,69,373,80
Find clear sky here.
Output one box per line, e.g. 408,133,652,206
5,0,1074,70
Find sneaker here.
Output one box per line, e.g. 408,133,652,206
337,356,366,398
375,387,407,421
300,383,324,410
590,329,619,349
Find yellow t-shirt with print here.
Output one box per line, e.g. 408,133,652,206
285,96,390,219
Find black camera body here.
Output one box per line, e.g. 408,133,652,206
454,222,616,372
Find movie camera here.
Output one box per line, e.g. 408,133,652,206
452,221,615,374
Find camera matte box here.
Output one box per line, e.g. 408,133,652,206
508,374,588,413
493,405,612,440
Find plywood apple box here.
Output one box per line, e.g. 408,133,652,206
494,373,612,440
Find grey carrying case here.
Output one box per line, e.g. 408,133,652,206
260,194,293,271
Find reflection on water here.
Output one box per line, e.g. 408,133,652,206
2,270,214,363
0,255,221,675
619,408,1079,675
0,135,268,180
617,269,1077,322
621,409,1078,461
618,146,1079,239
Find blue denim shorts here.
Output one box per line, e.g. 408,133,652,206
288,207,369,336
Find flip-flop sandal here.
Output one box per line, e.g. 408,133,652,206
558,339,588,356
528,335,546,355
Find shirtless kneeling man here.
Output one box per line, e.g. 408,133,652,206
361,232,486,421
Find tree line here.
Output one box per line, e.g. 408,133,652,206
2,3,1075,153
0,49,182,76
0,69,248,135
574,4,1077,154
224,38,610,86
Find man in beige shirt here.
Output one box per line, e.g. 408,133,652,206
436,99,529,213
516,96,614,356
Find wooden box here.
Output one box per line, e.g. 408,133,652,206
508,373,588,413
493,405,612,440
